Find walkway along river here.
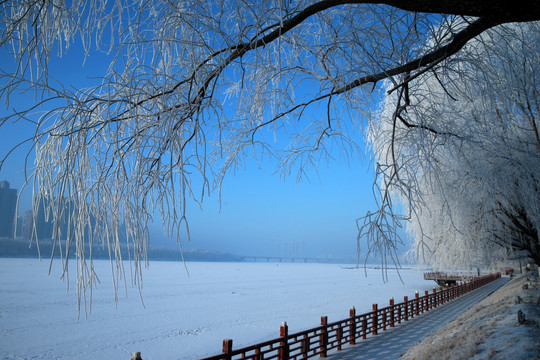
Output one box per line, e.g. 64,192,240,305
326,275,508,360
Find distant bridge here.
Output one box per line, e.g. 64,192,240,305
239,255,348,263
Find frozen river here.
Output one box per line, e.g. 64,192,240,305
0,258,433,360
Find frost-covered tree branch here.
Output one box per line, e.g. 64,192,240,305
369,22,540,269
1,0,539,309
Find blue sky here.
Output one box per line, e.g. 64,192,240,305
0,35,406,261
180,155,377,258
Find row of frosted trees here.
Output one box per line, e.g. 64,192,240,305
367,22,539,269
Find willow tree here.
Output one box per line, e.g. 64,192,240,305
1,0,539,306
369,21,540,269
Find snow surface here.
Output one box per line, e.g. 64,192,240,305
0,258,433,360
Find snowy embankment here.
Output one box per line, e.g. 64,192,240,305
0,258,433,360
401,270,540,360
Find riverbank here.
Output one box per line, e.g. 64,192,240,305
401,271,540,359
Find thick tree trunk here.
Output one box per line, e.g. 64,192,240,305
381,0,540,22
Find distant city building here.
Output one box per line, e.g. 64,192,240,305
21,210,33,239
34,194,55,240
15,216,23,238
0,181,17,238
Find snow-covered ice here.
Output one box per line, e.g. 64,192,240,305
0,258,433,360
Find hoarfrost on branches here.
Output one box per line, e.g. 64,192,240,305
1,0,539,309
369,22,540,270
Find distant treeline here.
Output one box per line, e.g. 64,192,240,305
0,237,242,262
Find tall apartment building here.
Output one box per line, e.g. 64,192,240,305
0,181,17,238
34,194,54,240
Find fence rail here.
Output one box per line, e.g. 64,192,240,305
196,272,501,360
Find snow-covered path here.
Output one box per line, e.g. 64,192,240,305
327,276,509,360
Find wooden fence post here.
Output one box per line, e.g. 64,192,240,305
415,292,420,316
131,352,142,360
403,296,408,321
337,324,343,351
424,290,429,311
222,339,233,360
389,298,395,328
444,287,448,304
349,306,356,345
372,304,378,335
320,316,328,358
279,322,289,360
301,334,309,358
362,315,368,339
382,307,387,331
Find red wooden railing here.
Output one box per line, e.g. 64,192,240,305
199,273,501,360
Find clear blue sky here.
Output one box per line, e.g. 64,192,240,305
0,39,406,261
